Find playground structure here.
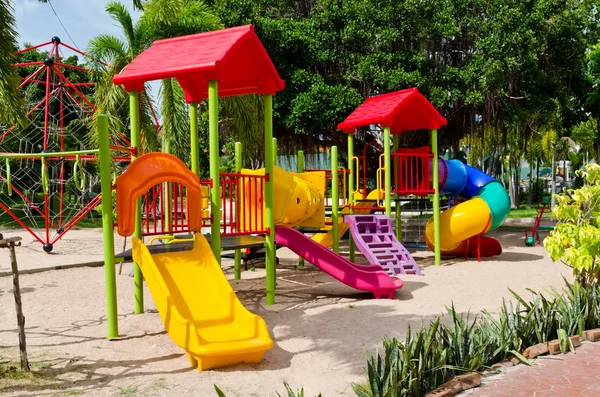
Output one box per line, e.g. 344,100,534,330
335,90,510,264
0,37,133,252
2,25,514,371
525,196,554,246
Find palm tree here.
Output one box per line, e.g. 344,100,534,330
87,2,160,152
0,1,25,126
89,0,265,171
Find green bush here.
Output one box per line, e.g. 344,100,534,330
356,280,600,397
544,163,600,285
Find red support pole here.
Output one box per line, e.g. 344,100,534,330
52,67,96,111
43,66,51,150
19,65,46,88
15,41,52,54
0,202,45,245
59,42,109,67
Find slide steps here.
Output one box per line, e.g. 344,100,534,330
345,215,422,276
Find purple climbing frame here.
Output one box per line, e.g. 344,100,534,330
345,215,422,276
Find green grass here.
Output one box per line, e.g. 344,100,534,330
508,207,553,219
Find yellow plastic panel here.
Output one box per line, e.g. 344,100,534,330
132,234,273,371
291,171,326,228
312,201,375,248
425,197,492,253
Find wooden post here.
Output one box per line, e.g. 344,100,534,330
0,234,30,371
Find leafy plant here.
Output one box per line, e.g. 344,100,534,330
358,280,600,397
544,163,600,285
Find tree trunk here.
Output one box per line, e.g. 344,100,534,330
509,160,519,209
536,158,540,203
526,161,533,208
551,145,557,210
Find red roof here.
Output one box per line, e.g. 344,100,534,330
113,25,284,102
337,88,447,133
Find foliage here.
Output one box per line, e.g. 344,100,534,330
544,164,600,285
356,279,600,397
0,1,26,125
208,0,599,158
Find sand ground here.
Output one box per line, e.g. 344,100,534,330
0,228,572,397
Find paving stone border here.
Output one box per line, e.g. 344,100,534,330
426,329,600,397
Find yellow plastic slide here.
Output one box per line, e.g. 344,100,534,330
132,234,273,371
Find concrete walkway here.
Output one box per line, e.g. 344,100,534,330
464,342,600,396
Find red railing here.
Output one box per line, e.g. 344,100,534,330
392,151,434,196
220,172,269,236
140,172,270,237
141,179,211,236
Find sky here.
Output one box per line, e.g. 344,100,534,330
13,0,161,108
14,0,140,51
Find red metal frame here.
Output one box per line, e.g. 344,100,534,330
392,151,434,196
0,39,138,249
140,172,271,238
525,200,549,245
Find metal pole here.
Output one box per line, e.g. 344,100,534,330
297,150,305,268
331,146,339,253
384,126,392,218
98,114,119,337
129,91,144,314
393,135,401,240
234,142,242,280
263,94,275,305
208,81,221,263
190,102,199,176
431,129,441,266
348,133,355,262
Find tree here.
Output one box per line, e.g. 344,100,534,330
0,1,26,126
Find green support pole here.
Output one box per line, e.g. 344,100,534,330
164,128,172,235
331,146,339,253
393,135,401,240
264,94,275,305
431,128,441,266
234,141,242,279
208,81,221,263
190,102,199,176
348,133,355,262
297,150,305,268
384,126,392,218
98,114,118,338
130,90,144,314
273,137,277,166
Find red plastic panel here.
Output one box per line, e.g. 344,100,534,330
113,25,284,101
337,88,447,133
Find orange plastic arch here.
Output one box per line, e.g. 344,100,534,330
115,152,202,237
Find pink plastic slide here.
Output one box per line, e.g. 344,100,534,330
275,226,403,299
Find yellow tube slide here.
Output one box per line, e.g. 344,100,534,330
132,234,273,371
425,197,492,254
241,166,325,229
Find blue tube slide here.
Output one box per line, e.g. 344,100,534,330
439,159,510,231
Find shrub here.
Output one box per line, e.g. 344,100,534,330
356,280,600,397
544,163,600,285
